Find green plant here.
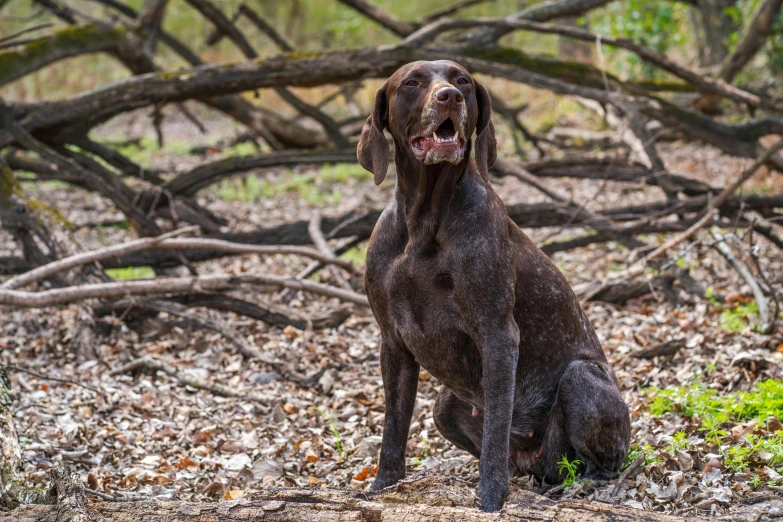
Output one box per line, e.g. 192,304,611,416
720,301,760,333
557,455,582,486
665,431,690,453
700,414,729,447
105,266,155,280
314,407,345,459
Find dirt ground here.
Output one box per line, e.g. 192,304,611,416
1,108,782,516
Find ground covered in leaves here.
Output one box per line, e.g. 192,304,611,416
1,110,782,516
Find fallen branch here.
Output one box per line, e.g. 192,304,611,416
4,470,781,521
3,232,357,290
109,300,323,387
95,293,351,330
309,211,355,291
578,139,783,302
0,274,370,308
710,228,773,334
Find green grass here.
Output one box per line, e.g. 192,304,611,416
217,163,372,205
105,266,156,280
646,380,783,479
720,301,760,333
649,380,783,421
314,407,345,460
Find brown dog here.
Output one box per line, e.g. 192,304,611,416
358,60,630,512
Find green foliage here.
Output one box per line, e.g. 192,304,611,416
314,407,345,459
720,301,760,333
699,414,729,446
665,431,690,453
557,455,582,486
592,0,689,79
623,444,662,468
649,380,783,422
105,266,156,280
218,163,371,205
648,380,783,474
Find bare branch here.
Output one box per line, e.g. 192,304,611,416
710,228,773,334
3,234,357,290
336,0,416,37
0,273,369,308
238,3,294,52
403,17,783,112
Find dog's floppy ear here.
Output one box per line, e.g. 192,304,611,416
357,83,390,185
474,81,497,172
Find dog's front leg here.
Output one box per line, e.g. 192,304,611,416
373,335,419,490
476,324,519,512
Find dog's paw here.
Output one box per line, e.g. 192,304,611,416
477,482,507,512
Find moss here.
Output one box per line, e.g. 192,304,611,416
0,164,23,202
466,47,616,89
0,24,126,85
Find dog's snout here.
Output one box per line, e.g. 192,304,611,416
435,86,464,105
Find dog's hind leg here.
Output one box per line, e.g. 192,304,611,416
433,387,483,459
538,360,631,483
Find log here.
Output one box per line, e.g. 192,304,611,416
2,471,781,521
99,192,783,270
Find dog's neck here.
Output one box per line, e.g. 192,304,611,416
392,140,475,238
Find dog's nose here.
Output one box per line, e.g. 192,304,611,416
435,86,464,105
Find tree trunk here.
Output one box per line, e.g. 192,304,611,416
2,471,782,521
689,0,739,67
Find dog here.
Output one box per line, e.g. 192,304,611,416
358,60,631,512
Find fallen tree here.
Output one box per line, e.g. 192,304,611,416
3,470,782,521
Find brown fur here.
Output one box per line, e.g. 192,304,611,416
359,60,630,512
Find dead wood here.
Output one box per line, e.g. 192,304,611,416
95,190,783,271
3,470,782,521
633,340,686,359
696,0,783,112
2,234,357,290
578,139,783,302
308,212,355,292
0,274,369,308
710,228,773,334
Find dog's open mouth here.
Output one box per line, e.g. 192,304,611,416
411,117,466,159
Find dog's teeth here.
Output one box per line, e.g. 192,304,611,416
432,132,438,142
454,130,459,141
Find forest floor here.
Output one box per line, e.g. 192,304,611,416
1,109,782,517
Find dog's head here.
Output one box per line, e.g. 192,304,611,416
358,60,496,184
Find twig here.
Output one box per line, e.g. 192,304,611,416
578,139,783,302
0,22,53,45
2,231,357,290
1,226,198,290
0,273,370,307
611,456,644,497
710,228,773,334
85,488,148,502
748,221,780,326
123,300,321,388
3,364,103,396
309,212,354,292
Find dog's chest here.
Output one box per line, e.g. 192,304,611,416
372,246,483,395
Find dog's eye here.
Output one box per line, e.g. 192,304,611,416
456,77,469,85
404,79,418,87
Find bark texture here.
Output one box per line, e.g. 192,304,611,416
1,472,781,521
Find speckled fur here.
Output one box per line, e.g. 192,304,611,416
357,61,631,513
